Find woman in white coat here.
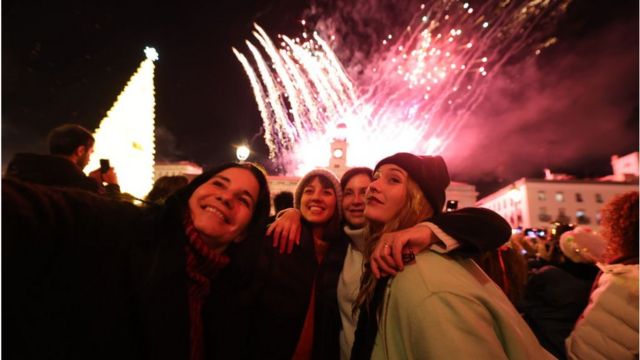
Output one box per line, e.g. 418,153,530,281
565,191,639,360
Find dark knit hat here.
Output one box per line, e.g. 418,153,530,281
374,153,450,214
294,168,343,220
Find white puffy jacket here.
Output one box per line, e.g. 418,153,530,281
565,263,639,360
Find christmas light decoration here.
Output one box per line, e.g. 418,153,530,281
86,47,158,199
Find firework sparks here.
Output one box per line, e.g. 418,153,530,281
234,0,571,175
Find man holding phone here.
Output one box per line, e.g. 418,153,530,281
5,124,119,195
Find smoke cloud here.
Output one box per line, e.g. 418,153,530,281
448,18,638,181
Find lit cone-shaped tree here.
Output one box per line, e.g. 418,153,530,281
86,47,158,199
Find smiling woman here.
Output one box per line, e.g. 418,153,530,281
2,162,271,360
188,167,260,252
248,168,347,359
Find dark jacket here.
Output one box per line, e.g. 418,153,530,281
249,224,348,360
5,152,121,195
2,178,256,360
5,153,102,192
522,261,600,359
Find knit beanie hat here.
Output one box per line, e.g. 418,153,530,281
374,153,450,214
294,168,343,220
559,226,607,264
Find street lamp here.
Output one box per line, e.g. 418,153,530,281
236,145,250,162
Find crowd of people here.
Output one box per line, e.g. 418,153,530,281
3,123,638,359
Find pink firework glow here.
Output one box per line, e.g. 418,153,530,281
234,0,571,175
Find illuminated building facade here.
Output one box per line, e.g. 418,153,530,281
477,178,638,230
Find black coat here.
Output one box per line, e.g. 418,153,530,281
5,153,102,192
522,261,600,359
2,179,256,360
248,224,348,360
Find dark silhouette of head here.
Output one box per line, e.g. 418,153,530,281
146,175,190,205
48,124,95,170
273,191,294,213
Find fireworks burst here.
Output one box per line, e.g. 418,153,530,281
234,0,571,175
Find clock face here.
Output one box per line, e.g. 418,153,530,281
333,148,344,159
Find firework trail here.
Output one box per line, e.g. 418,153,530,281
234,0,571,175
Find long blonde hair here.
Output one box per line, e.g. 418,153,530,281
354,176,433,315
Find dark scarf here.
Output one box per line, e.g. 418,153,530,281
183,214,230,360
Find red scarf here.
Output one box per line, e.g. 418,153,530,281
183,214,230,360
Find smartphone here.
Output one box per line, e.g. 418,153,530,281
100,159,110,174
524,228,547,238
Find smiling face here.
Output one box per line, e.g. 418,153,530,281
342,173,371,229
188,167,260,253
364,164,409,224
300,176,337,225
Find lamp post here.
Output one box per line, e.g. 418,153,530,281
236,145,250,162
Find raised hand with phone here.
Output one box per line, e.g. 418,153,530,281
89,158,119,190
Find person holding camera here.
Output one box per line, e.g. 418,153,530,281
5,123,119,195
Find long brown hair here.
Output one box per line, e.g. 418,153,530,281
354,176,432,315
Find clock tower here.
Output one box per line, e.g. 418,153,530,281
329,123,348,178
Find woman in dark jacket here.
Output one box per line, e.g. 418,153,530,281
3,162,271,360
249,169,345,359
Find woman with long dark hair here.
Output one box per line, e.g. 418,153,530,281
3,162,271,360
249,169,346,359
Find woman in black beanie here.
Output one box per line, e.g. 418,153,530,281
351,152,553,360
3,162,271,360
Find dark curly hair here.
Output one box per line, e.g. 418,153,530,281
600,191,638,263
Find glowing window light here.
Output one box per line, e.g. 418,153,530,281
86,47,157,200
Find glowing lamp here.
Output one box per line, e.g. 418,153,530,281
236,145,250,161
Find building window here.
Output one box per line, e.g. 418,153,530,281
537,191,546,201
595,212,602,225
556,208,571,223
575,193,583,202
576,210,590,224
555,192,565,202
538,207,551,222
595,193,603,203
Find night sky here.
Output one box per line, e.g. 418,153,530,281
3,0,638,196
